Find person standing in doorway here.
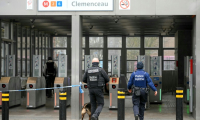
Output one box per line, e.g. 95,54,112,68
82,58,109,120
127,62,157,120
43,57,58,98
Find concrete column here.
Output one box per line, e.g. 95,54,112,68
71,15,82,120
193,9,200,120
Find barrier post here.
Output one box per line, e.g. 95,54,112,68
2,91,9,120
117,88,125,120
176,87,183,120
59,90,67,120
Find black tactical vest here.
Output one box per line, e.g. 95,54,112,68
87,67,105,88
46,62,55,75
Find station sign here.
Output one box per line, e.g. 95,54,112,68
38,0,114,11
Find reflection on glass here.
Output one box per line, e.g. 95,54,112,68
145,50,158,56
53,37,67,48
89,37,104,48
53,49,67,60
108,37,122,48
164,50,175,60
127,61,137,72
126,37,140,48
127,50,140,60
164,61,175,70
163,37,175,48
144,37,159,48
90,49,103,60
108,50,121,60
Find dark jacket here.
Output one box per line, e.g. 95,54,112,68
83,64,109,88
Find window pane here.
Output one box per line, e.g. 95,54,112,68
89,37,103,48
46,37,48,48
144,37,159,48
82,61,84,70
108,37,122,48
22,37,25,48
126,37,140,48
27,49,30,59
53,37,67,48
42,49,45,59
46,50,48,60
39,37,41,48
108,61,111,72
127,50,140,60
90,49,103,60
164,50,175,60
27,61,30,77
53,49,67,60
22,61,25,77
35,37,38,48
42,37,45,48
1,22,9,38
35,49,38,55
127,61,137,72
22,49,25,58
163,37,175,48
82,37,85,48
108,50,121,60
145,50,158,56
27,37,30,48
18,37,21,48
82,49,85,60
18,49,21,59
164,61,175,70
1,42,4,58
18,61,21,76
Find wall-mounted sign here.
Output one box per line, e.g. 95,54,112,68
119,0,130,10
27,0,33,9
38,0,114,11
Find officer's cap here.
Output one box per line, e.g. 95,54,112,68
137,62,144,69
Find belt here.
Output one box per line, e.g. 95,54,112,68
134,87,147,90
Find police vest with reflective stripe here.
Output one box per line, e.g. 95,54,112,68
87,67,105,88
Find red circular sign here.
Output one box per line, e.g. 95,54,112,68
43,1,49,7
120,0,130,9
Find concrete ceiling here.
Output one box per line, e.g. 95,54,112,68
1,15,193,36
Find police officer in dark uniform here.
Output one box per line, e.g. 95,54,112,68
83,58,109,120
127,62,157,120
43,57,58,98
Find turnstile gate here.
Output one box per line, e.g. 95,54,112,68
54,77,71,108
0,77,21,107
81,83,90,107
26,77,46,108
149,76,162,103
109,77,119,109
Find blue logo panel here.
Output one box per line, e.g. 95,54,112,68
153,77,159,81
57,1,62,7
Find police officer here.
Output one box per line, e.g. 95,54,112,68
83,58,109,120
43,57,58,98
127,62,157,120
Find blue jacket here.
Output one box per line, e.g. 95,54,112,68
127,69,157,91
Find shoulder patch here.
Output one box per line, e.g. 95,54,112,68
88,69,99,73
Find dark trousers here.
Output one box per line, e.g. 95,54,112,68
45,75,55,97
89,88,104,118
132,89,147,120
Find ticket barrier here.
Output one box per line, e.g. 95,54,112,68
149,76,162,103
54,77,71,108
81,83,90,107
109,77,119,109
0,77,21,107
26,77,46,108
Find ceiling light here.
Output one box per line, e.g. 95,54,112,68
115,18,119,23
89,25,93,29
161,32,167,36
55,33,58,36
129,33,135,36
31,24,34,28
98,33,103,35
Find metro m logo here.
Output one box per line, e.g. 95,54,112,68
43,0,49,7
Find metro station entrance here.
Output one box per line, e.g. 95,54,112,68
0,14,196,120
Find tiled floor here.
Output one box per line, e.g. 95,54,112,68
0,93,195,120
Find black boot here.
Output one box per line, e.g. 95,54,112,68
135,115,138,120
91,116,98,120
